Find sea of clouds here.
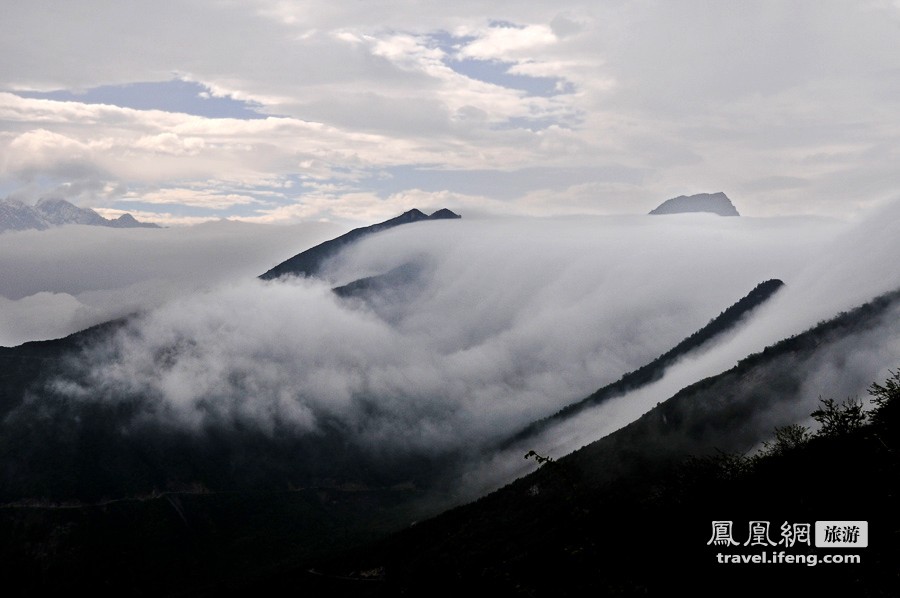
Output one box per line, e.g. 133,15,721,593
6,203,900,497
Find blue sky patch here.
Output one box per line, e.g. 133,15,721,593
426,30,571,98
448,58,568,97
428,30,477,55
16,79,267,119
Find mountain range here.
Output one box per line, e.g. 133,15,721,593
288,288,900,597
500,278,785,450
0,197,159,232
1,201,896,596
259,208,459,280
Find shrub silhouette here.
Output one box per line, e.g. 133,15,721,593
810,396,867,437
760,423,812,457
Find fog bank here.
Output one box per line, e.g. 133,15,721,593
0,220,341,345
14,203,900,499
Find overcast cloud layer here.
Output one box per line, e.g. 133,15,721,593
2,1,899,224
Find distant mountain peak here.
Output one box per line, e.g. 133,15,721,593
649,192,740,216
35,197,67,207
0,197,159,232
387,208,460,224
108,212,158,228
429,208,462,220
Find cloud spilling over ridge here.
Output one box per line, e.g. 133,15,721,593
451,199,900,496
459,300,900,500
2,200,890,502
53,211,878,452
0,220,341,346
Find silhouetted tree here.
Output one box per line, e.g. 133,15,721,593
810,397,867,437
868,368,900,425
760,423,811,457
524,450,554,466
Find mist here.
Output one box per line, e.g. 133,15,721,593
0,220,341,346
448,200,900,496
11,201,900,501
458,298,900,500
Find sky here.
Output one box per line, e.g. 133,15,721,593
2,1,899,226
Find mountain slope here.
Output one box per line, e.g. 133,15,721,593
332,261,426,300
259,208,460,281
0,278,783,502
3,283,897,595
0,199,48,231
0,280,900,596
0,197,159,232
289,287,900,596
501,279,784,448
649,192,740,216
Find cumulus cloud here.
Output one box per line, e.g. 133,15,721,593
455,23,558,61
3,128,103,180
133,132,206,156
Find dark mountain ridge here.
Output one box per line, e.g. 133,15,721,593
501,279,784,448
3,203,896,595
0,279,783,503
2,282,898,594
259,208,460,281
291,286,900,596
332,261,427,301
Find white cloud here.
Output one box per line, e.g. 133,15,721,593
134,132,206,156
456,23,558,61
4,128,95,175
0,2,899,221
129,188,261,209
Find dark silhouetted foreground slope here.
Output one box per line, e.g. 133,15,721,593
282,294,900,597
2,284,898,595
310,374,898,597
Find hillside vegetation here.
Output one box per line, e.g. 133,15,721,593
294,369,899,596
